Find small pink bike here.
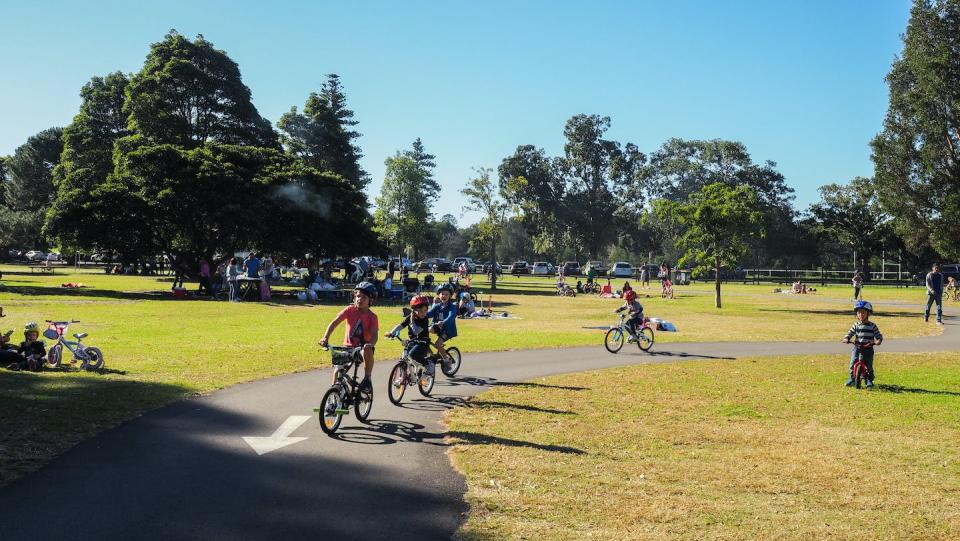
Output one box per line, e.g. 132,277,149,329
44,320,104,371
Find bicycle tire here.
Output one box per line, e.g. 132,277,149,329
638,327,655,352
418,368,435,396
441,347,462,377
47,344,63,368
82,346,104,371
319,387,344,435
388,362,407,405
354,386,373,422
604,328,624,353
854,361,867,389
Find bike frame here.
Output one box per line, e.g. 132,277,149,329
46,321,91,361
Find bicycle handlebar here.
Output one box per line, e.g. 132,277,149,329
44,319,79,324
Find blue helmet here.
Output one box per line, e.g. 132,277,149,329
354,281,378,301
436,283,454,294
854,300,873,313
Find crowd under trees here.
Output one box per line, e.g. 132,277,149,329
1,0,958,278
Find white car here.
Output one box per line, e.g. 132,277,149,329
25,250,46,262
610,262,634,278
531,261,553,275
453,257,476,273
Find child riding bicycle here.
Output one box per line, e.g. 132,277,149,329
842,300,883,388
385,295,437,376
318,282,379,391
428,283,458,371
614,291,645,342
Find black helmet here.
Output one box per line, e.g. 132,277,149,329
354,281,378,302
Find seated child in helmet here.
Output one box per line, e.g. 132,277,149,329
458,292,476,317
842,300,883,388
614,291,645,341
385,295,436,376
5,322,46,371
428,283,458,361
318,282,379,390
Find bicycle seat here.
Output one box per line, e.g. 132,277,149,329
73,332,88,340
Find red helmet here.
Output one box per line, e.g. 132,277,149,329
409,295,431,309
624,290,637,302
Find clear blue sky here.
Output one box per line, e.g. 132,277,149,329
0,0,910,223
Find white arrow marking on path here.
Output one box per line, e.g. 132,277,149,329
242,415,311,455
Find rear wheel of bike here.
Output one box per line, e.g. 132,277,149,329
82,346,104,371
637,327,655,352
388,362,407,405
319,387,344,435
604,328,624,353
354,386,373,422
441,347,462,377
418,367,435,396
47,344,63,368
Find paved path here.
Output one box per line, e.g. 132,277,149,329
1,310,956,540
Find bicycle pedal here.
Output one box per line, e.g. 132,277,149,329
334,408,349,415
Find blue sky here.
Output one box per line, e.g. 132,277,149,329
0,0,910,223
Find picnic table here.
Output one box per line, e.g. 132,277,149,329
236,276,263,301
29,265,58,274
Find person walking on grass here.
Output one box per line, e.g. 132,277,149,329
852,270,864,301
925,263,944,324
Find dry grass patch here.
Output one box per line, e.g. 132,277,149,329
447,354,960,540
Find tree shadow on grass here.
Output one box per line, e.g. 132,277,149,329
4,284,186,302
446,431,586,455
646,350,736,360
876,383,960,397
758,307,922,318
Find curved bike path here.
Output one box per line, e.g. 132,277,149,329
0,310,956,540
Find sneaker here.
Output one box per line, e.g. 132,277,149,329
844,378,854,387
425,361,435,377
360,377,373,392
937,320,943,325
627,334,638,343
924,316,929,322
866,380,875,389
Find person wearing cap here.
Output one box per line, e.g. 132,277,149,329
318,281,379,391
843,300,883,388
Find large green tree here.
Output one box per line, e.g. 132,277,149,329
1,127,64,249
498,145,567,258
44,72,144,256
373,154,432,257
871,0,960,259
807,177,890,272
461,167,513,290
655,183,764,308
277,74,369,189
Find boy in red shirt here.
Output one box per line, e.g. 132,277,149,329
319,282,379,391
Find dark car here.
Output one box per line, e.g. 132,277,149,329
510,261,530,275
560,261,581,276
418,258,452,272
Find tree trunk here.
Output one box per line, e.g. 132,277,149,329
715,255,722,309
490,242,498,291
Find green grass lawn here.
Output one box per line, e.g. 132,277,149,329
0,265,948,485
447,353,960,540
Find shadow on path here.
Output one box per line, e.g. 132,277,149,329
646,350,736,360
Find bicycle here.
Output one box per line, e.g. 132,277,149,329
661,280,675,299
604,313,654,353
583,281,601,294
44,320,104,371
845,339,876,389
315,345,374,435
385,337,436,404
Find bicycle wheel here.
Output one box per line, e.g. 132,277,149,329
604,327,624,353
354,386,373,422
47,344,63,368
418,367,435,396
637,327,655,352
441,347,462,377
388,362,407,405
319,387,344,435
82,346,105,371
854,361,867,389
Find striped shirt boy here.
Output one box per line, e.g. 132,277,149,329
845,321,883,344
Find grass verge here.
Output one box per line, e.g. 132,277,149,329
446,353,960,540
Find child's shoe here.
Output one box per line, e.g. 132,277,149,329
425,360,435,377
360,376,372,392
866,380,875,389
844,378,854,387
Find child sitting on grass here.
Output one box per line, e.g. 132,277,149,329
5,322,46,371
842,300,883,388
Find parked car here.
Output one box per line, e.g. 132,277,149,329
479,261,502,274
583,260,608,276
531,261,554,276
610,261,633,278
452,257,476,273
510,261,531,275
941,263,960,281
560,261,581,276
418,258,452,272
388,256,413,271
47,252,62,262
25,250,47,262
